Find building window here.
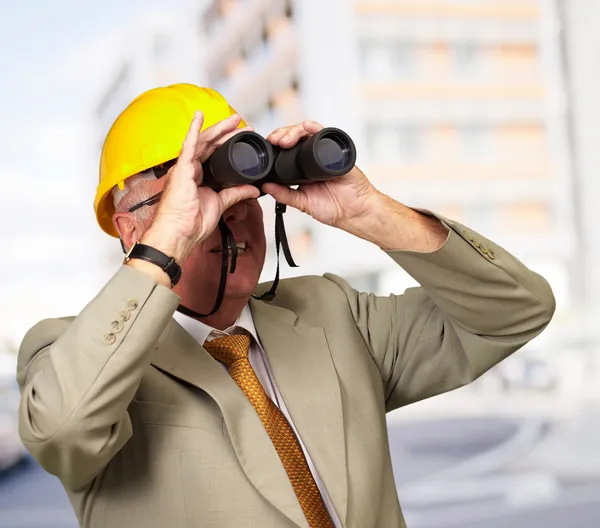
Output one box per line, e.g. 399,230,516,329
291,76,299,92
459,125,494,161
367,125,422,162
360,41,414,80
398,125,422,161
361,42,388,79
501,202,552,232
219,0,235,15
367,126,398,162
289,227,313,256
453,42,481,77
284,0,293,19
392,43,414,76
202,1,221,35
462,204,495,233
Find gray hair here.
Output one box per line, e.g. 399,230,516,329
114,179,157,228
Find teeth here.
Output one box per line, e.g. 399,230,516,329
211,242,247,253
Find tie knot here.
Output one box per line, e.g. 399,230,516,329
204,333,251,367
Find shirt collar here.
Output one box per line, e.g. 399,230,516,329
173,304,260,346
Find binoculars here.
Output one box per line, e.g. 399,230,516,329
202,127,357,190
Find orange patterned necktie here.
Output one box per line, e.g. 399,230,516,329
203,333,333,528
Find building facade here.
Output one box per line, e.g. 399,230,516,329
200,0,577,310
94,9,203,148
555,0,600,322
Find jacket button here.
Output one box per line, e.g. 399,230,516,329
102,333,116,346
119,309,131,322
110,320,124,333
127,299,139,311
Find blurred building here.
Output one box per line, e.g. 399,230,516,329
555,0,600,321
92,7,203,268
200,0,578,306
94,8,203,150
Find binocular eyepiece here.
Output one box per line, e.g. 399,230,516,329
202,127,357,190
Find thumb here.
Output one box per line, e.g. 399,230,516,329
261,183,308,212
218,184,261,210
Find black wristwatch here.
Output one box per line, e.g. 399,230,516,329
123,242,182,286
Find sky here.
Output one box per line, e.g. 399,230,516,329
0,0,193,350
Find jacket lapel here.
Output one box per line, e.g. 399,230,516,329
250,298,348,526
151,320,308,527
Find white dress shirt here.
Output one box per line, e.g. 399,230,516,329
174,305,342,527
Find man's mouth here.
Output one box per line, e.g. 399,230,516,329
210,241,248,254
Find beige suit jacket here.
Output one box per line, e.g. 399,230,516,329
16,213,555,527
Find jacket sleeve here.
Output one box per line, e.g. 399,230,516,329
324,211,556,412
16,265,181,490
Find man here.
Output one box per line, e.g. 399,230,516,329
17,84,555,528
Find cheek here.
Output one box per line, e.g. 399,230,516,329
252,230,267,264
182,246,214,275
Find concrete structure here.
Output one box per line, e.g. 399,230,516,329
94,8,203,149
554,0,600,319
200,0,577,308
92,7,203,268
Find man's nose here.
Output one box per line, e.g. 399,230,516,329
223,201,249,224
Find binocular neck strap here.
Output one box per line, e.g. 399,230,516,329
177,217,237,319
253,202,298,302
178,202,298,319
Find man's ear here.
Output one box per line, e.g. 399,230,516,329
113,213,139,249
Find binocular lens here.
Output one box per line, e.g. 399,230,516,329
231,141,266,177
316,135,351,172
202,127,356,189
203,132,273,188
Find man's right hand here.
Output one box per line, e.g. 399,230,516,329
138,111,261,267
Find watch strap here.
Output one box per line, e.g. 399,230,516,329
124,242,182,286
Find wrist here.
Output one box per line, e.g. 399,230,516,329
341,192,449,252
140,225,192,263
337,191,395,247
123,240,184,288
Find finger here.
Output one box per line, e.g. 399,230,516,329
266,126,288,143
219,184,261,210
302,120,324,134
261,183,308,212
196,125,254,163
200,113,242,144
179,111,205,164
278,125,310,148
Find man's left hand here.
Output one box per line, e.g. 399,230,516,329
261,120,378,233
262,120,449,253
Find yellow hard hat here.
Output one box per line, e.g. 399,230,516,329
94,83,247,237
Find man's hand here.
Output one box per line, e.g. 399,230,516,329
262,120,378,231
261,121,449,253
140,111,261,264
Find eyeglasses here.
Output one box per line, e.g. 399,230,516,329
127,159,177,213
